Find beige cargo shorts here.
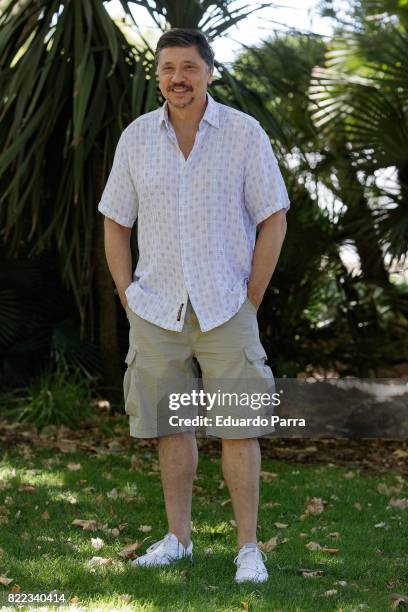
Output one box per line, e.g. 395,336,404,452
123,297,276,439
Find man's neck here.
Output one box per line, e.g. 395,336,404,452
167,93,208,132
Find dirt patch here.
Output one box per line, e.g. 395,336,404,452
0,413,406,475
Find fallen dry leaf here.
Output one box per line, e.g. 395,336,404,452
91,538,105,550
230,519,237,527
118,542,144,558
328,532,340,539
321,547,339,554
258,536,278,552
72,518,99,531
260,471,278,483
354,502,362,511
305,541,321,551
18,484,36,493
323,589,338,597
138,525,152,533
56,439,78,453
389,498,408,510
41,510,50,520
87,556,113,566
300,569,324,578
392,449,408,459
106,488,118,499
377,483,402,496
0,574,13,586
67,462,81,471
305,497,325,515
109,528,120,537
274,522,288,529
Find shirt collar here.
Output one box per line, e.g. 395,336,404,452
158,92,220,130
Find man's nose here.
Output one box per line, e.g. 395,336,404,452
170,68,185,83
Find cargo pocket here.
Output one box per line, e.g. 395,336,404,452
123,345,140,416
244,345,274,380
244,345,275,414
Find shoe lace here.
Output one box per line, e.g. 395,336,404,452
145,533,173,555
234,546,267,567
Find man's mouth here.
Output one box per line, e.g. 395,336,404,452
171,87,190,93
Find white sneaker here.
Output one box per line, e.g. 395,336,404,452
234,543,268,583
129,532,193,567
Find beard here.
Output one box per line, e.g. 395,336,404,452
167,92,195,109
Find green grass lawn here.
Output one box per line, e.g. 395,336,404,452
0,438,407,611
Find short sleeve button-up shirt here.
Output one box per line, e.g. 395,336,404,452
97,92,291,332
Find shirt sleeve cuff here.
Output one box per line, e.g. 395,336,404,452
252,200,290,226
97,201,135,228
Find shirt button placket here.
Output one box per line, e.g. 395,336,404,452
178,157,190,328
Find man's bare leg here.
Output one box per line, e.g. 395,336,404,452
221,438,261,548
158,432,198,548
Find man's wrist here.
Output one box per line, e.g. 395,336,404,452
247,285,264,309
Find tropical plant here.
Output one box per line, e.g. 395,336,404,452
232,13,407,374
0,0,279,397
310,0,408,266
1,360,94,427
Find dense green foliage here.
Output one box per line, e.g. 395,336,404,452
0,0,406,397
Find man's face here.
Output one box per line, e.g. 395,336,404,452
156,45,213,111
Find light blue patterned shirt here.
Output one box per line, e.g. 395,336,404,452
98,92,290,331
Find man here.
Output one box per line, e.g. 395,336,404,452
98,28,290,583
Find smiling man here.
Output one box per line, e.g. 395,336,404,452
98,28,291,583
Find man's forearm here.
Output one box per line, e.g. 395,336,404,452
247,210,287,308
103,217,133,308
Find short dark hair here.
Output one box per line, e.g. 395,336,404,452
155,28,215,70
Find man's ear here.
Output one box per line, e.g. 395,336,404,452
208,65,214,85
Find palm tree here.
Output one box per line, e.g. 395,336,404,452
309,0,408,269
231,22,407,374
0,0,275,398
